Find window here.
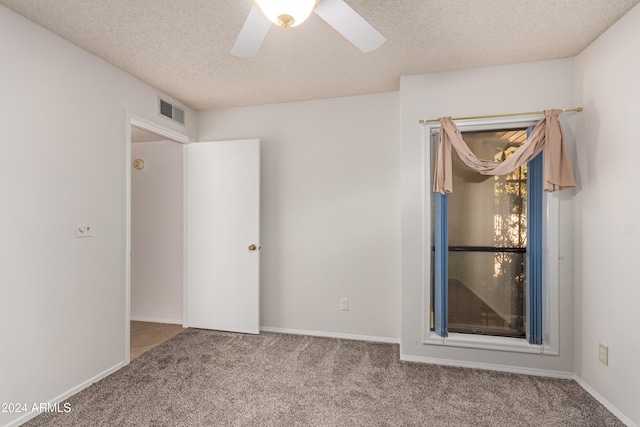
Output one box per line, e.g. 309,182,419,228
422,117,559,354
432,126,543,342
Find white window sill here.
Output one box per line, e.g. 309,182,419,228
423,331,558,355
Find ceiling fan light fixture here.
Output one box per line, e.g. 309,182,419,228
254,0,318,28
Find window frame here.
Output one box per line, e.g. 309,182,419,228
421,116,560,355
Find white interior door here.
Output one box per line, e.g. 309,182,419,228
187,139,260,334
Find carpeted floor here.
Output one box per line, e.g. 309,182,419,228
26,329,623,426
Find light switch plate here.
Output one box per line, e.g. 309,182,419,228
76,221,93,238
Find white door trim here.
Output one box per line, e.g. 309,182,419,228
125,111,194,364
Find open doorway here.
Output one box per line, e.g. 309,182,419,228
130,126,185,359
125,114,261,364
125,114,192,363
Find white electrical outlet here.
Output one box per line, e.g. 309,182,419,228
598,343,608,366
340,298,349,311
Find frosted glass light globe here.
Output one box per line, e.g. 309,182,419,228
255,0,318,27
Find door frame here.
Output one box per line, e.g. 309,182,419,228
125,112,194,364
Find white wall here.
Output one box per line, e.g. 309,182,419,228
400,59,577,374
0,7,196,427
573,4,640,425
131,140,184,324
197,93,401,341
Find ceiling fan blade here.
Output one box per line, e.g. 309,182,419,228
314,0,385,52
231,5,271,58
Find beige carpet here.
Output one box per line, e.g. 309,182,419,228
26,329,622,426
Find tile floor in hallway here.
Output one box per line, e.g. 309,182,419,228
130,321,185,360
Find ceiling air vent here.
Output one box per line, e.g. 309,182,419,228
158,97,185,125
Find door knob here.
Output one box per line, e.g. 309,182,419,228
248,244,257,251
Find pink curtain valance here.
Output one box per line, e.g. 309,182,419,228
432,109,576,194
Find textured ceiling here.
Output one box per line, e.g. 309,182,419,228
2,0,638,110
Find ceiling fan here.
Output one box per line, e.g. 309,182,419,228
231,0,386,58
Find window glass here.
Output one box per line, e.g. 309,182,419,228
432,129,528,338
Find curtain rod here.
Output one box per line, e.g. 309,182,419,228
418,107,583,124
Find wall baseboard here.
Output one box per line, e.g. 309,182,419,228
5,362,123,427
574,376,636,427
260,326,400,344
399,353,574,379
130,315,182,325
